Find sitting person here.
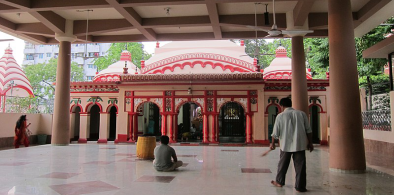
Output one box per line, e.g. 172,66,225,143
181,132,191,141
153,135,183,172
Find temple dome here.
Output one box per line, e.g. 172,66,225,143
142,40,255,74
94,50,141,82
263,46,312,79
0,45,33,97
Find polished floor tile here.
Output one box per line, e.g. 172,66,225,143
0,144,393,195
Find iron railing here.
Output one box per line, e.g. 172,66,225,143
362,110,391,131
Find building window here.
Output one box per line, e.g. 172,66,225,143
88,64,96,69
39,54,44,59
25,54,34,60
46,53,51,57
87,76,94,81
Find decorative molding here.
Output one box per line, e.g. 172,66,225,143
125,91,132,96
70,98,81,105
207,91,214,96
165,91,172,96
207,98,214,112
195,98,204,107
87,96,103,103
239,98,247,108
250,90,257,96
175,98,183,108
151,98,163,108
121,73,264,82
134,98,143,108
108,98,118,105
165,98,172,111
93,74,121,82
250,97,257,104
217,98,225,106
142,53,255,73
70,85,119,92
125,98,131,105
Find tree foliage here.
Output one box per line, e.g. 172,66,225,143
94,42,152,71
23,59,84,113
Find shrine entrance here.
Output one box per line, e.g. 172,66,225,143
137,102,161,138
108,106,117,141
177,102,202,142
267,105,279,142
70,106,81,141
87,104,100,141
310,105,321,144
218,102,245,143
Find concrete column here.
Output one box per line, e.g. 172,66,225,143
328,0,366,172
161,114,167,135
291,36,309,114
51,20,76,146
320,112,328,145
51,41,72,145
246,113,253,144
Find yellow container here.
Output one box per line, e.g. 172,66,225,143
136,136,156,159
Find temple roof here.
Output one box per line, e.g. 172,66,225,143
94,50,141,82
0,45,33,97
263,46,312,80
142,40,255,74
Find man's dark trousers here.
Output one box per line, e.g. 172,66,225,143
275,150,306,191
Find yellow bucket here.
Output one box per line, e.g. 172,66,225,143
136,136,156,159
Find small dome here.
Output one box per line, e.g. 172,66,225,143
263,46,312,80
94,50,141,82
0,45,34,97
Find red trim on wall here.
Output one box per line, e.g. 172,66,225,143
85,102,103,113
254,140,270,145
70,104,83,113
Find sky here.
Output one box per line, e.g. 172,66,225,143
0,31,170,66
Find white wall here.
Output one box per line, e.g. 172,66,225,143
0,113,52,137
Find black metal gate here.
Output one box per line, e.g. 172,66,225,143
219,102,245,138
310,105,320,144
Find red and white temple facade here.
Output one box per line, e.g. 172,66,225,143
0,46,34,113
69,40,329,145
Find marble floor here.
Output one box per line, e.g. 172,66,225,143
0,144,393,195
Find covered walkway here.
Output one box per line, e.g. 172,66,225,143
0,144,393,195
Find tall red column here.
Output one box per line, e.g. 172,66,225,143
291,36,309,114
129,113,133,140
133,113,138,141
51,41,71,145
203,114,209,143
169,114,174,142
174,114,178,142
245,113,253,144
161,114,167,135
211,114,218,143
328,0,366,172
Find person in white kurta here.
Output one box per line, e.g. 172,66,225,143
269,98,313,193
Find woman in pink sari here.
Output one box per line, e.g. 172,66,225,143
14,115,30,148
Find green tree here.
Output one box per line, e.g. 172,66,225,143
94,42,152,71
304,38,329,79
23,59,84,113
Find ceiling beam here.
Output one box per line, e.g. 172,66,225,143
0,2,19,12
93,34,148,43
205,1,222,39
30,0,109,10
16,23,53,36
222,31,269,39
142,16,211,28
29,11,65,33
353,0,391,28
19,33,47,44
220,14,287,29
0,0,30,9
308,13,327,30
73,19,134,36
106,0,156,41
292,0,315,26
0,16,16,31
120,0,205,6
157,32,215,41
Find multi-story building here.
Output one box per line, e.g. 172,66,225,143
23,42,111,81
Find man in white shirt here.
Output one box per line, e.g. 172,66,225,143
153,135,183,171
270,98,313,193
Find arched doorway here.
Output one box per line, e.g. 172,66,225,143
137,102,161,138
88,104,100,141
108,106,117,141
267,105,279,142
71,106,81,141
310,105,321,144
177,102,202,142
218,102,245,143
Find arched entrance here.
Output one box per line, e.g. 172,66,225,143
70,106,81,141
267,105,279,142
108,106,117,141
137,102,161,138
88,104,100,141
218,102,245,143
177,102,202,142
310,105,321,144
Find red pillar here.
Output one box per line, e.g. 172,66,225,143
161,114,167,135
245,113,253,144
211,113,218,143
128,113,133,140
169,114,174,142
203,114,209,143
328,0,365,172
174,113,178,142
133,113,138,141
